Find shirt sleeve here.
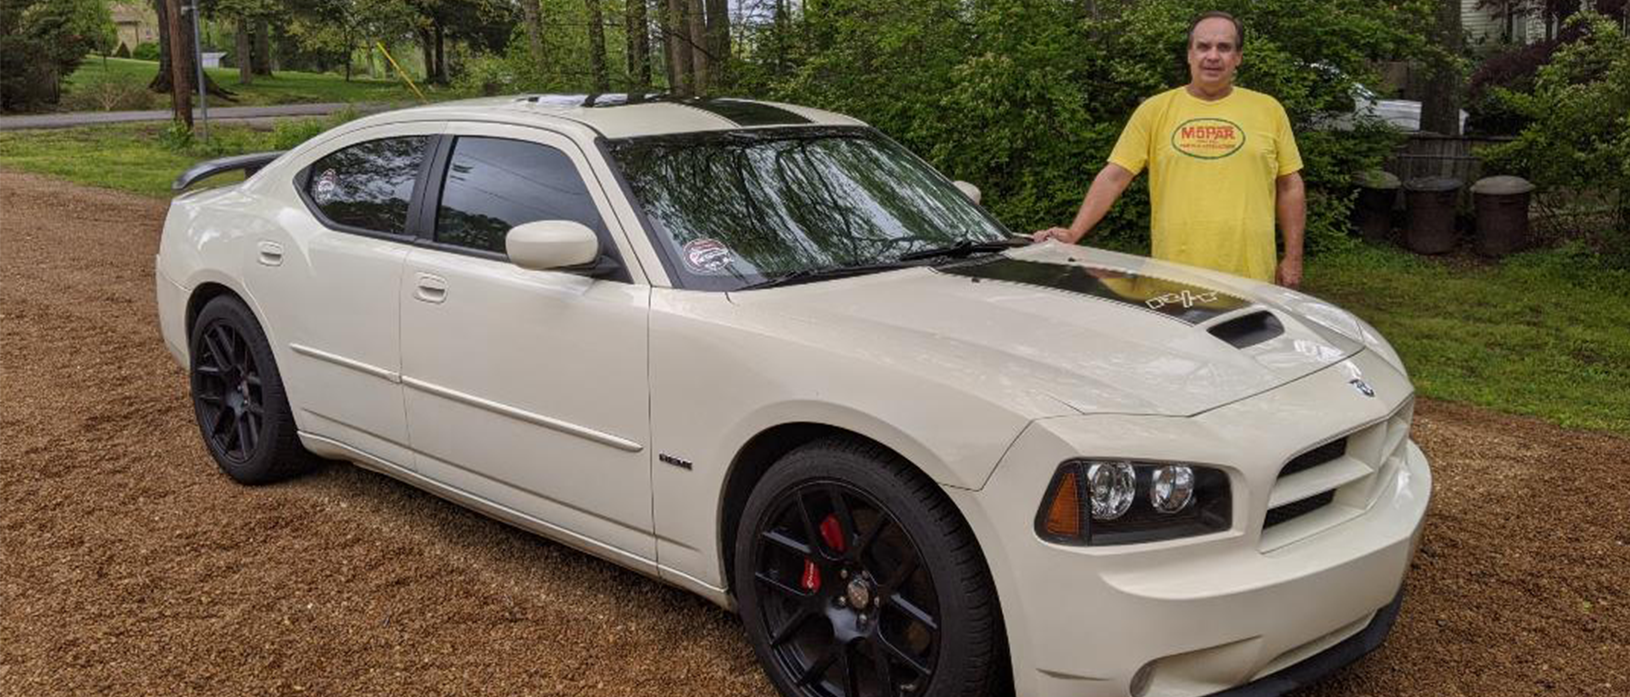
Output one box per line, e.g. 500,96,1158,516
1274,101,1303,177
1107,100,1155,175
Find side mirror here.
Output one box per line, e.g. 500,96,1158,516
506,220,599,271
953,180,982,205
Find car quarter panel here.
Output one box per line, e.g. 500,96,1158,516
956,349,1427,697
645,287,1039,592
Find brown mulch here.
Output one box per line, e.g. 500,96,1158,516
1,169,1626,696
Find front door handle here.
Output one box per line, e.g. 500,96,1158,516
257,241,284,266
414,273,447,304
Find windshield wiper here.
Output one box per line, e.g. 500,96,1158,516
895,237,1030,262
738,261,915,290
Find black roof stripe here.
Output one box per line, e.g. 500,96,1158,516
520,94,813,127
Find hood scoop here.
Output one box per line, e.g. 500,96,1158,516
938,257,1254,325
1207,310,1285,349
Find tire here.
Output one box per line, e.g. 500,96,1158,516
188,295,319,484
735,438,1003,697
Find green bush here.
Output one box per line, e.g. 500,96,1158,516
735,0,1424,256
132,41,160,61
0,0,113,111
60,73,154,111
1480,12,1630,262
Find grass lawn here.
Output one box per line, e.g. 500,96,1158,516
2,123,1626,436
64,57,467,109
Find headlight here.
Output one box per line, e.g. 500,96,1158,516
1037,459,1231,546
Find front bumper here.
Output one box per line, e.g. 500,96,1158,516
1207,588,1404,697
949,350,1430,697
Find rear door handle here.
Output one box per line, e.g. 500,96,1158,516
257,241,283,266
414,273,447,304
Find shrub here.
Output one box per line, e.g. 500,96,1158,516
1480,12,1630,263
132,41,160,61
60,73,154,111
0,0,111,111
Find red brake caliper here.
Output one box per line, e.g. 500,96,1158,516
801,514,847,592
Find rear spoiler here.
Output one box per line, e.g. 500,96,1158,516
172,151,287,192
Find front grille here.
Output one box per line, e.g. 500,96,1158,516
1264,490,1336,529
1279,437,1347,478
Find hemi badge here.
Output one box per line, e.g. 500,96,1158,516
659,453,694,470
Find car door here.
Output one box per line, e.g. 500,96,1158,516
399,123,655,562
246,125,442,468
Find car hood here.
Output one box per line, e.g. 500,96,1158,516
725,242,1365,418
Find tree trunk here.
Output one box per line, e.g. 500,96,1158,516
235,18,252,84
419,28,435,83
162,0,192,128
253,19,273,76
434,22,447,85
150,0,234,99
687,0,708,94
1420,0,1462,135
626,0,651,90
665,0,692,95
584,0,610,92
705,0,728,88
520,0,546,70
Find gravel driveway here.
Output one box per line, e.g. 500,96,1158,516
2,170,1625,696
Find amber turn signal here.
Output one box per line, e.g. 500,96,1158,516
1042,468,1083,540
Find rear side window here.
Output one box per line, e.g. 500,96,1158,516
435,136,608,255
305,136,429,235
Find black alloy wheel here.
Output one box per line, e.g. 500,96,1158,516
737,439,1002,697
193,319,263,462
189,296,318,484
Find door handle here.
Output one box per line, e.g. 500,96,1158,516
257,241,283,266
414,273,447,304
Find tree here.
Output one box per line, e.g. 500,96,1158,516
686,0,706,92
705,0,727,86
162,0,192,127
626,0,652,90
519,0,546,69
148,0,235,99
0,0,113,111
584,0,609,92
664,0,692,94
1421,0,1464,135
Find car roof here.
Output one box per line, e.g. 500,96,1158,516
377,94,867,139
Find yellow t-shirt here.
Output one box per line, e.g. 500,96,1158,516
1108,86,1302,282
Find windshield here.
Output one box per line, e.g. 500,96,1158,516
605,127,1012,291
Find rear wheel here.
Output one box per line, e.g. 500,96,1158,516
189,296,318,484
735,438,1002,697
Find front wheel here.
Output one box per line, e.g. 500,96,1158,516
735,438,1003,697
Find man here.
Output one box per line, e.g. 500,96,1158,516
1034,11,1306,287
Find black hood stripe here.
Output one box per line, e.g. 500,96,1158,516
938,257,1252,325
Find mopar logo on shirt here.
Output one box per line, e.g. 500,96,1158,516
1171,117,1247,160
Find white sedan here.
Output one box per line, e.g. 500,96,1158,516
156,95,1430,697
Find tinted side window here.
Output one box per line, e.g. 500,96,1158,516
435,137,608,254
306,136,428,235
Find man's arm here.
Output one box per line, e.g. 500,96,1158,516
1033,163,1136,243
1275,171,1306,288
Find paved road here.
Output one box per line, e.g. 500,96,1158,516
0,102,397,130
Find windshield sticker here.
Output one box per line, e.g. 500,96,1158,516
937,257,1251,324
313,168,339,205
682,238,734,274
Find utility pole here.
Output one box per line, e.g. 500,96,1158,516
186,1,209,140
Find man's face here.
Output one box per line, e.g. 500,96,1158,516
1187,17,1242,89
